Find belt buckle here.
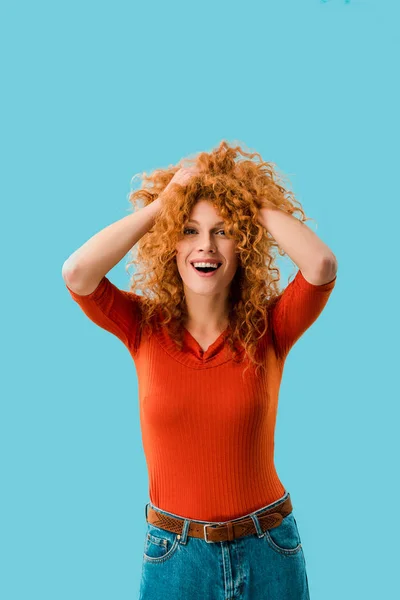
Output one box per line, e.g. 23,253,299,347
204,523,219,543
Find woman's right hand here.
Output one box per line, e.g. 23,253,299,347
168,166,200,188
159,166,200,203
155,166,200,210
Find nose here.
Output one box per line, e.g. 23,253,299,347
196,233,217,252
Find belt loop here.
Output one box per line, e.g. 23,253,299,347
249,513,265,538
144,502,149,521
179,519,190,545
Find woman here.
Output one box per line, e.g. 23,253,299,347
63,141,337,599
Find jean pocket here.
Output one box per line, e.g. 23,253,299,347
143,523,180,563
264,512,302,556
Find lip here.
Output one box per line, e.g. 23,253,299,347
189,259,223,265
189,262,222,278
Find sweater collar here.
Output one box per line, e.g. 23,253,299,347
152,311,244,368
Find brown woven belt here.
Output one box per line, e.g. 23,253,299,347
146,494,292,543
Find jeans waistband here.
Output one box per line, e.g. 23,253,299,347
146,489,290,526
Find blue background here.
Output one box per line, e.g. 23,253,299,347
2,1,398,598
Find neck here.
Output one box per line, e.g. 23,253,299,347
184,315,229,334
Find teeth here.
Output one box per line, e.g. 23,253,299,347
192,262,219,269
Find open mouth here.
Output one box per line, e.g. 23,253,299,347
190,262,222,277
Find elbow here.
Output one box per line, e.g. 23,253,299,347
320,254,338,279
62,259,78,281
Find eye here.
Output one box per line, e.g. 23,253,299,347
183,228,226,236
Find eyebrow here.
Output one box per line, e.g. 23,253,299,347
186,220,225,227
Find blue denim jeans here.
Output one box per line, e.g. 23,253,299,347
139,489,310,599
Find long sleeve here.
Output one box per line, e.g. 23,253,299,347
65,275,143,353
269,268,337,361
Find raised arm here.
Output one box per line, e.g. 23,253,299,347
62,198,162,295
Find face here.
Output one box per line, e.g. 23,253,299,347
175,200,239,295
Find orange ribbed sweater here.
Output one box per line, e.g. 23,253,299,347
65,269,336,522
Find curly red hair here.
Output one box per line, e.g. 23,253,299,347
126,140,314,380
